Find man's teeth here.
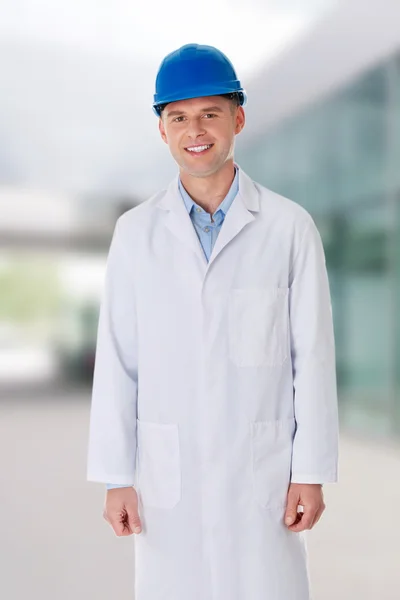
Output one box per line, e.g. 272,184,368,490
187,144,212,153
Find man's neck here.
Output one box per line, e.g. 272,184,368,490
179,161,236,215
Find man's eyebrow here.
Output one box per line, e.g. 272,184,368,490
166,106,224,118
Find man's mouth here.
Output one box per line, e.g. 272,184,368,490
184,143,214,155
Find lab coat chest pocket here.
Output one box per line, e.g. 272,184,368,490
137,419,181,509
251,418,295,509
228,287,289,367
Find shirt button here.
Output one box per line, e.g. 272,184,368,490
196,207,202,212
204,226,210,233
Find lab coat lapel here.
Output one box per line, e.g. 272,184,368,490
157,174,209,269
156,166,260,270
208,167,260,267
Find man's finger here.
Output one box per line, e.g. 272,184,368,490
309,502,325,529
108,516,125,536
107,509,132,536
288,504,317,532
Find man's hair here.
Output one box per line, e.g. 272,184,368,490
158,92,241,117
220,92,241,113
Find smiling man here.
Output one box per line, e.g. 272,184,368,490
87,43,339,600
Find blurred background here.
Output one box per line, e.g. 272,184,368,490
1,0,399,598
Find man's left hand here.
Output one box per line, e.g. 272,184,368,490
284,483,325,531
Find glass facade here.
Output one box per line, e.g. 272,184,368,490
237,51,400,438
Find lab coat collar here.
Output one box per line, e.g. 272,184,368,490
157,163,259,213
156,164,260,271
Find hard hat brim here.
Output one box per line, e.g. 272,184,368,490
153,89,247,117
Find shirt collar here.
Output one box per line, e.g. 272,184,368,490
178,166,239,217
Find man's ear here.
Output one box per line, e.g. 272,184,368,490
159,117,168,144
235,106,245,135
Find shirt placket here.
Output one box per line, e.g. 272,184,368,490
194,206,220,261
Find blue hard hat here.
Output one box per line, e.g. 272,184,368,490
152,43,247,117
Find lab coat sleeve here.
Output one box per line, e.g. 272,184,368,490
86,217,138,485
289,218,339,484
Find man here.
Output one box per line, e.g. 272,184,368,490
87,43,339,600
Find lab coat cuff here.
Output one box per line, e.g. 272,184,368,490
290,473,338,484
106,483,134,490
87,472,135,485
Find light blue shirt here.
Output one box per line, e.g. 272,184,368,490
177,167,239,261
106,167,239,490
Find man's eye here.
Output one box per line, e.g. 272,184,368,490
204,113,216,119
173,116,185,122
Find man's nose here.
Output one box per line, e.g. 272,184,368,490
186,118,206,140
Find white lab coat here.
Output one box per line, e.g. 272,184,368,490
87,165,339,600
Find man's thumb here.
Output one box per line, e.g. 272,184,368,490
284,494,299,525
127,507,142,534
284,511,297,526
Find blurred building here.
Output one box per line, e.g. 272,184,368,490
236,0,400,438
0,186,140,389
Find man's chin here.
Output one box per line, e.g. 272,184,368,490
179,160,221,179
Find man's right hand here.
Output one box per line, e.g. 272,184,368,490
103,486,142,537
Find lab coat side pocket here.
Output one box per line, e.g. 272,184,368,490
136,419,181,509
251,418,295,509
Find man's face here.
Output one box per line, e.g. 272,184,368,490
158,95,245,178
